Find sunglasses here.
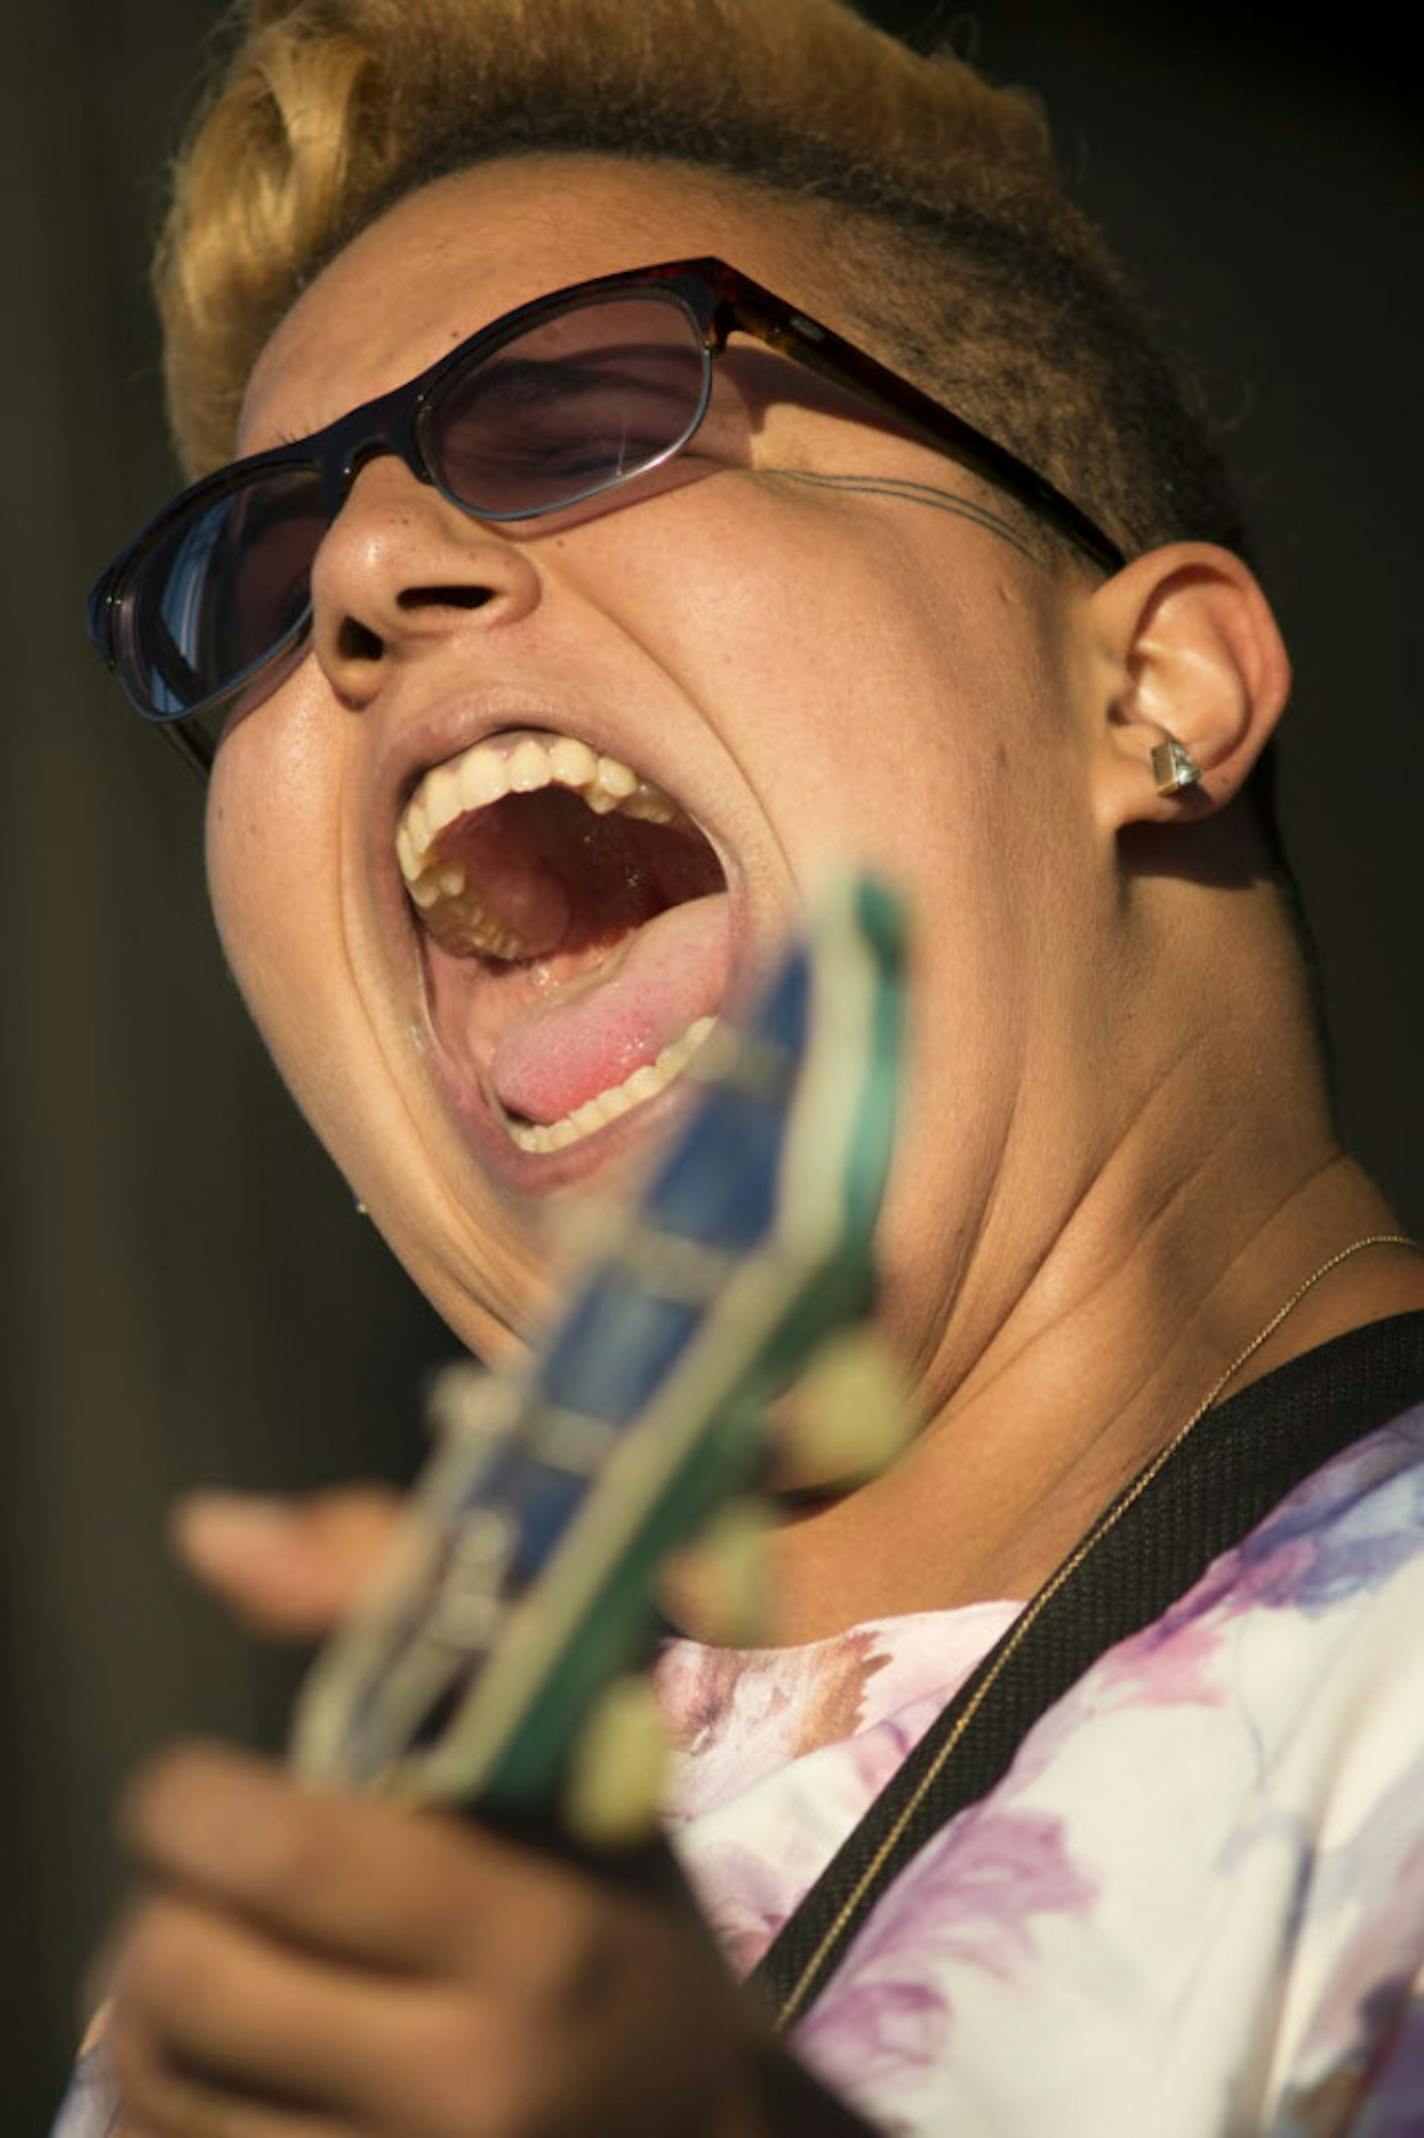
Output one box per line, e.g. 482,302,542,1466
86,256,1126,773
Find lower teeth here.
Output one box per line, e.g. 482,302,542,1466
506,1016,716,1154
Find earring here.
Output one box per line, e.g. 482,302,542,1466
1151,737,1203,796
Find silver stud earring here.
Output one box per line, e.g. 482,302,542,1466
1151,737,1203,796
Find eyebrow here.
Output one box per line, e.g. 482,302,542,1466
457,350,701,408
236,415,328,458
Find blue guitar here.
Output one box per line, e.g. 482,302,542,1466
292,874,906,1842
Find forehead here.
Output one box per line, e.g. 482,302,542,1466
240,154,838,451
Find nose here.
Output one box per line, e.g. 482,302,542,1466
308,455,542,701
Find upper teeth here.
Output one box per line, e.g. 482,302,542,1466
395,731,687,960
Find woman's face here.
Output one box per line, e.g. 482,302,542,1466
210,154,1104,1379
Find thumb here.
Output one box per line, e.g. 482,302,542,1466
170,1486,404,1638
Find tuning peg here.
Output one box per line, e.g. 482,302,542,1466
774,1327,918,1490
423,1360,522,1443
666,1497,772,1648
542,1189,629,1273
563,1674,668,1849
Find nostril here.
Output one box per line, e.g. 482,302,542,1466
397,585,496,612
337,616,385,661
330,584,495,665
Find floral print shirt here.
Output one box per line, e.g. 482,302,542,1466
54,1401,1424,2137
657,1407,1424,2135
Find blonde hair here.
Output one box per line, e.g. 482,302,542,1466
154,0,1244,564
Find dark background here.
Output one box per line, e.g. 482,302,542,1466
3,0,1418,2115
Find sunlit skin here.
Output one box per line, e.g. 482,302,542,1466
107,155,1424,2135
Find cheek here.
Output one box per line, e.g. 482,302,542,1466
204,695,348,1080
206,755,275,998
645,474,1024,748
699,499,1029,875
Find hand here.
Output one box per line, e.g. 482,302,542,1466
108,1739,774,2136
102,1490,872,2137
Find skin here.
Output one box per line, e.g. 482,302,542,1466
105,154,1424,2134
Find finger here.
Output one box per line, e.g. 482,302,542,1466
170,1489,402,1636
118,2077,359,2138
116,2022,359,2138
122,1744,606,1987
113,1891,475,2131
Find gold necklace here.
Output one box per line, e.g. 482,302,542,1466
772,1230,1421,2030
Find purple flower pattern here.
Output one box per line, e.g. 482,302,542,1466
798,1802,1097,2097
657,1602,1019,1970
663,1410,1424,2134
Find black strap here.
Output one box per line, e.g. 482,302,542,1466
750,1310,1424,2026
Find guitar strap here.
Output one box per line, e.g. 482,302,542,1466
750,1310,1424,2031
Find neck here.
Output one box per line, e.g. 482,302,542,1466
758,1144,1423,1645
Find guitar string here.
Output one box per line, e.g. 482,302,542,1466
771,1231,1420,2030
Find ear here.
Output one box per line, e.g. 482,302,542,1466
1085,543,1292,835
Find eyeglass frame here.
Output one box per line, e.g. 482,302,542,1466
86,254,1128,777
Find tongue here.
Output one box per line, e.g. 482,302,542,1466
492,893,732,1125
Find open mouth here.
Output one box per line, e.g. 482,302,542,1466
397,730,731,1159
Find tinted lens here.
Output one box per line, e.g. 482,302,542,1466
117,464,326,718
422,294,708,518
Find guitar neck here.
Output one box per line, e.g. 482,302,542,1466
291,874,905,1833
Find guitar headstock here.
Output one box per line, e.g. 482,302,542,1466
292,874,907,1843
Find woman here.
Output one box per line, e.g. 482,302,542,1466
59,1,1424,2131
